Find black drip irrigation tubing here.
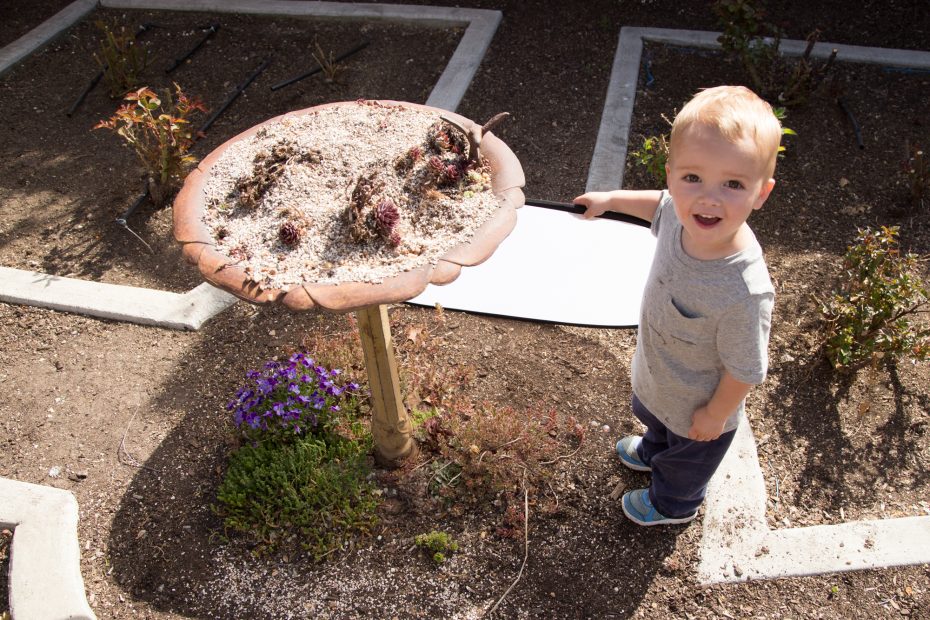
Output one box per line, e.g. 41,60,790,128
66,22,158,116
270,39,369,91
837,97,865,150
166,23,220,74
198,56,272,135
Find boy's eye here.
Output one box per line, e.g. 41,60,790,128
683,174,700,183
725,180,745,189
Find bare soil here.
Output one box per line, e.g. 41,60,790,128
1,1,929,619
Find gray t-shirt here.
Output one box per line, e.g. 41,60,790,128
631,191,774,438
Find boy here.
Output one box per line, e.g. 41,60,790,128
573,85,780,525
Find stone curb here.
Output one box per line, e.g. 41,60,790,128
586,27,930,193
699,422,930,583
0,477,96,620
0,0,96,78
0,267,238,330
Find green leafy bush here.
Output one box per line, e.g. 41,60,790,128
631,134,669,186
414,530,460,564
95,84,206,206
215,432,377,559
820,226,930,370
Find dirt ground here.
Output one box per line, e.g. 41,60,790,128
1,1,929,618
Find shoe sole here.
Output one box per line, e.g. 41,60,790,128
616,439,651,472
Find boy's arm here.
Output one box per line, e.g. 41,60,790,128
573,189,663,223
688,370,753,442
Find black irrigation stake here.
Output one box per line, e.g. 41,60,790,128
166,23,220,74
837,97,865,150
270,39,369,91
198,56,273,136
66,22,157,117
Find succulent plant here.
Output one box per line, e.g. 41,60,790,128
374,199,399,235
279,221,302,247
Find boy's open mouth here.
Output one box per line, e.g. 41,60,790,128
694,214,721,227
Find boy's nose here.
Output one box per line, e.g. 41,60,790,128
699,187,722,206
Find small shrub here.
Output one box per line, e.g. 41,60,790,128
312,42,345,83
773,107,797,156
713,0,834,106
94,20,149,98
820,226,930,370
423,402,585,502
414,530,460,564
631,133,669,186
226,352,362,444
215,431,378,559
300,314,367,386
94,84,207,206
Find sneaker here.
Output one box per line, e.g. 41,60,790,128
616,436,651,472
621,489,697,526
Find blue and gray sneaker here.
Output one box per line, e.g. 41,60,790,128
621,489,697,526
616,435,651,472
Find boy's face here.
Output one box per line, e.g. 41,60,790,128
666,125,775,258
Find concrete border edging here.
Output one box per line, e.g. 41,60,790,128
0,477,96,620
586,27,930,193
0,0,500,330
0,0,96,79
0,267,238,330
699,422,930,583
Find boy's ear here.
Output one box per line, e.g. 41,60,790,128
753,178,776,210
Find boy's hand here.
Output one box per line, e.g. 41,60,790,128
573,191,612,219
688,406,726,442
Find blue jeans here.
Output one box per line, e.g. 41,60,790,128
631,394,736,518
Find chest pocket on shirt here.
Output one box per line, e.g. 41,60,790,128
657,294,714,346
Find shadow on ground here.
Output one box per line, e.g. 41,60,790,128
107,304,681,619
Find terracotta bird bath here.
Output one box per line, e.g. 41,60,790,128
173,99,525,464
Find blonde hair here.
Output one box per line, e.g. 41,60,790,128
669,85,782,177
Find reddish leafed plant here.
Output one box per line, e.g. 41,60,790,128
95,83,207,206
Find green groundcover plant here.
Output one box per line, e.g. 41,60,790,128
215,352,378,559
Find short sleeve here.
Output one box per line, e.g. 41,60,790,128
650,190,674,239
717,293,774,385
